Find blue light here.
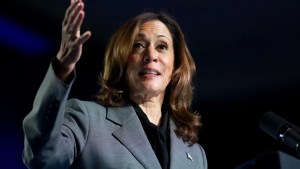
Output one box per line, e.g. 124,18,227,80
0,15,53,56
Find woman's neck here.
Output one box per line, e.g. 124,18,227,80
130,93,164,126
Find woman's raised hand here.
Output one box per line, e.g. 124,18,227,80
56,0,91,82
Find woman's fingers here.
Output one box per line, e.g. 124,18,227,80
64,1,84,37
63,1,79,29
61,0,90,52
77,30,92,45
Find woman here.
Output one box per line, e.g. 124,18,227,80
22,0,207,168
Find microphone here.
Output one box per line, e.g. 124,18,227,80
259,111,300,158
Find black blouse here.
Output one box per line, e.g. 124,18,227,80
132,102,170,169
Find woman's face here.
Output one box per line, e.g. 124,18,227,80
126,20,174,98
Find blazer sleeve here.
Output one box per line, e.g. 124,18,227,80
22,61,89,169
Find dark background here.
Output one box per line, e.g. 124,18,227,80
1,0,300,168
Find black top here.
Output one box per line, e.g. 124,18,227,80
132,102,170,169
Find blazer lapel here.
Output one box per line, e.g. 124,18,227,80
169,120,195,169
107,106,161,169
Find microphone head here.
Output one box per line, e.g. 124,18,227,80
259,111,290,141
259,111,300,157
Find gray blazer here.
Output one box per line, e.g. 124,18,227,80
22,63,207,169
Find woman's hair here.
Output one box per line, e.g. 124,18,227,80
95,12,202,144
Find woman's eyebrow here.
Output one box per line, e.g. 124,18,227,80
157,34,170,41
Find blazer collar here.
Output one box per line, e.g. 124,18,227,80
106,106,196,169
107,105,162,169
106,105,136,125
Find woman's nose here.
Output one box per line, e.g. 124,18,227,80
143,47,158,63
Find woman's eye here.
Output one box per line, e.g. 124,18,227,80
133,42,145,49
158,44,168,50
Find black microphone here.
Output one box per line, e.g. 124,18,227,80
259,111,300,158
